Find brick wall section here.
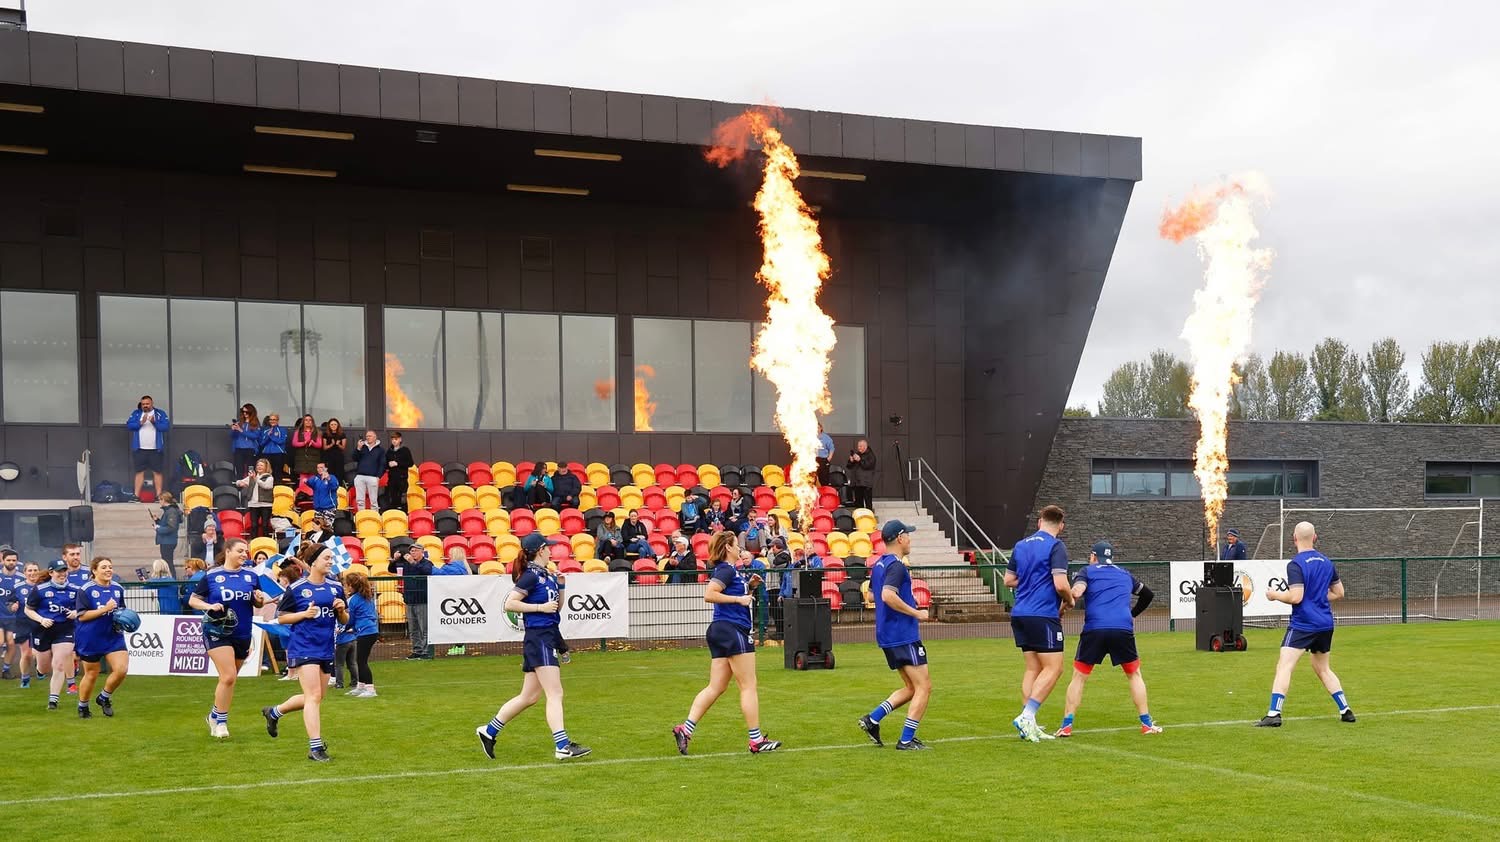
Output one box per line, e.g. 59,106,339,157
1029,418,1500,602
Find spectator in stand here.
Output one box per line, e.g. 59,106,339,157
230,403,261,479
705,498,729,534
432,550,471,576
302,514,334,547
727,488,752,534
772,537,798,640
595,512,625,561
258,413,288,486
236,458,276,539
389,542,434,660
341,569,379,698
445,546,474,574
622,509,653,561
352,431,385,513
384,432,414,512
151,491,182,577
307,463,341,522
320,418,349,479
191,521,220,563
816,422,835,487
126,395,170,499
845,438,877,510
148,559,182,614
665,536,697,582
742,513,765,555
679,493,704,535
523,462,553,511
551,464,582,510
181,557,208,608
1221,528,1247,561
290,415,324,483
742,549,770,644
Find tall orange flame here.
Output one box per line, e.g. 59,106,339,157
708,107,836,525
634,365,657,432
1161,174,1273,553
384,353,425,428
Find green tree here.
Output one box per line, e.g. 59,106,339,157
1266,351,1315,420
1099,361,1151,417
1144,349,1191,419
1310,339,1366,420
1063,404,1093,418
1362,337,1410,422
1406,341,1467,423
1232,353,1272,420
1457,337,1500,424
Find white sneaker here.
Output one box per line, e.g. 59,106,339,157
328,676,337,687
214,722,230,740
346,685,364,696
204,714,216,736
1012,716,1042,743
356,687,378,698
278,672,296,681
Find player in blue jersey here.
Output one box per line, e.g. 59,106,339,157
858,520,932,750
74,557,130,719
188,537,270,739
0,546,20,680
26,559,80,710
262,541,348,761
9,562,41,687
60,543,87,693
1054,542,1160,737
1004,504,1075,742
673,530,781,756
1255,521,1356,727
476,532,593,761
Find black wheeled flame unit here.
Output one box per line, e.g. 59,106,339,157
1196,562,1248,652
784,570,835,670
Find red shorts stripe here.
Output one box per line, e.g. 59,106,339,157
1073,660,1094,675
1121,659,1141,674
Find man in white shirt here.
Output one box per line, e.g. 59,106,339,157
126,395,171,499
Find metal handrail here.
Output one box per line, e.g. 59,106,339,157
906,457,1009,563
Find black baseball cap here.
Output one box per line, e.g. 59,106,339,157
1091,541,1114,562
880,520,917,543
521,533,563,554
48,559,68,572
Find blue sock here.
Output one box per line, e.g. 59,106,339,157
99,690,112,701
1023,697,1041,718
484,716,505,738
1139,713,1153,726
1331,691,1348,712
1268,692,1285,716
900,718,919,743
310,738,324,751
1060,713,1075,728
869,700,894,723
553,730,569,750
682,719,696,736
748,728,763,742
268,706,283,721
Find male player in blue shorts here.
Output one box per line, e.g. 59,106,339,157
1004,504,1074,742
858,520,931,751
1055,541,1160,736
0,546,20,680
1255,521,1355,727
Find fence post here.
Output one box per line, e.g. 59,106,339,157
1400,558,1407,624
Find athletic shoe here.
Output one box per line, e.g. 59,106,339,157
354,687,378,698
672,724,691,756
19,676,30,688
262,706,279,738
277,672,296,681
66,681,77,695
47,699,57,710
345,685,363,696
1141,723,1163,734
1036,727,1056,741
1012,716,1041,743
95,694,113,717
1340,709,1357,723
748,738,782,754
895,738,931,751
475,726,496,760
857,714,883,746
1055,724,1073,738
308,747,331,762
214,722,229,740
205,713,216,736
77,705,91,719
328,677,337,687
1253,714,1282,728
333,680,343,689
555,742,592,760
405,653,425,661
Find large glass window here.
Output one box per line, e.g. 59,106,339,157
1094,459,1315,498
633,318,692,432
504,313,560,429
562,315,615,431
99,296,168,424
0,291,80,423
443,311,504,430
753,323,865,435
695,320,753,433
1226,470,1283,497
236,301,303,421
1426,463,1500,498
169,299,236,426
1116,468,1168,497
303,305,367,428
384,308,445,429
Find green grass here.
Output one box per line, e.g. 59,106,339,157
5,623,1499,840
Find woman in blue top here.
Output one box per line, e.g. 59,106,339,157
74,556,130,719
26,559,80,710
229,403,261,479
474,533,591,762
673,531,780,756
340,569,380,698
262,541,347,762
257,413,288,486
8,562,41,688
188,538,269,740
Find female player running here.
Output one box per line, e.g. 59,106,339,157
25,560,79,710
340,569,379,698
262,542,347,762
188,537,268,738
75,557,130,718
9,562,41,688
673,531,781,755
474,532,592,761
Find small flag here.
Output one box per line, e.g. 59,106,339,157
253,555,285,598
325,535,354,576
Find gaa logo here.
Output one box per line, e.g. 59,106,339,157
1266,576,1289,591
1178,580,1199,596
440,598,485,617
567,595,610,612
131,631,164,649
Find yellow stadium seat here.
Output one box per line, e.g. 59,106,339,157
407,466,420,487
849,533,873,558
485,508,511,536
476,484,502,510
585,462,610,487
546,461,558,475
611,506,629,524
827,531,852,558
570,532,596,560
775,486,798,513
362,536,391,567
582,558,608,574
665,485,685,512
406,486,426,511
853,508,878,535
763,464,786,488
337,486,349,510
535,507,562,536
619,485,644,511
578,486,597,510
417,534,443,560
492,461,518,488
344,563,369,578
382,509,409,538
787,531,805,552
298,509,318,530
631,463,654,488
697,464,721,489
860,579,874,609
375,592,405,624
354,510,383,539
769,509,790,531
496,533,522,564
367,561,390,577
450,484,479,513
181,484,212,511
479,560,508,576
248,536,279,560
272,485,295,516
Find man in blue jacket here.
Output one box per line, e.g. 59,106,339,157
126,395,170,499
1220,528,1248,561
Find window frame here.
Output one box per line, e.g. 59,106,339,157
1091,457,1318,500
1425,461,1500,499
0,289,83,426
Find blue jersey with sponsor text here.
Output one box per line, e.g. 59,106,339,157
278,578,345,661
709,562,752,630
66,567,92,589
1287,550,1340,632
74,582,126,655
28,579,80,625
514,566,561,630
0,572,19,621
1076,563,1143,632
12,580,36,630
193,567,259,640
1008,531,1069,619
872,554,920,649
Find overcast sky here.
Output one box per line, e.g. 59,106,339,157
28,1,1500,409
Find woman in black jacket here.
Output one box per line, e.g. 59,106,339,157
321,418,349,477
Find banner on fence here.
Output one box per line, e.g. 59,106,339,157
124,614,262,677
1169,560,1296,621
428,574,631,643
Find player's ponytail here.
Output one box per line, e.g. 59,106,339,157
707,531,736,564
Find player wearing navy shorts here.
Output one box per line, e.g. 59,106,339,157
1256,521,1356,727
858,520,932,750
262,542,348,761
476,532,593,761
0,547,20,680
672,531,781,756
26,560,80,710
60,543,87,692
74,557,130,719
1055,542,1160,737
1004,504,1075,742
188,537,269,739
9,562,41,687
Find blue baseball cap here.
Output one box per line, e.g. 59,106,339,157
880,520,917,543
48,559,68,572
1091,541,1114,562
521,533,563,554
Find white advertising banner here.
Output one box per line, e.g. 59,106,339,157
124,614,262,677
428,574,631,644
1169,560,1295,621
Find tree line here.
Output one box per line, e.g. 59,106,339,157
1067,338,1500,424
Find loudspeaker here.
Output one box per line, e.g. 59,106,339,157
796,568,824,597
38,513,66,548
67,504,95,543
1204,562,1233,588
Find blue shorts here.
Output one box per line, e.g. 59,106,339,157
1074,629,1138,667
32,623,76,652
1011,616,1064,653
0,617,16,634
522,626,566,672
78,637,128,662
207,635,252,661
705,620,754,659
882,641,927,671
288,657,334,674
1282,627,1334,653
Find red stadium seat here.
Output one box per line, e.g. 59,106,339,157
821,581,843,611
811,509,834,533
218,510,244,540
655,512,679,534
516,461,536,479
811,535,831,558
442,535,471,559
691,533,710,557
510,509,537,537
871,534,886,556
408,509,435,537
818,487,840,510
709,486,731,506
566,461,586,477
559,508,586,535
654,463,677,487
459,509,487,537
558,559,584,575
418,461,444,487
648,534,669,557
822,558,845,584
424,486,452,512
632,558,661,585
550,543,573,562
912,579,932,609
467,461,494,487
643,485,667,510
342,537,364,566
753,487,776,511
595,485,621,511
675,464,699,489
469,536,497,563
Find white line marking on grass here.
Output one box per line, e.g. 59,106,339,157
2,704,1496,808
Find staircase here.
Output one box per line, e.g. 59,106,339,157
870,499,1003,619
89,502,176,572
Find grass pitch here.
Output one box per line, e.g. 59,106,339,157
4,622,1498,840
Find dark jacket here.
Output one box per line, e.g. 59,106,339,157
665,549,698,582
153,504,181,547
355,441,386,477
388,555,434,604
846,447,878,486
320,426,348,472
386,445,414,484
551,471,582,507
622,518,649,545
1220,540,1248,561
